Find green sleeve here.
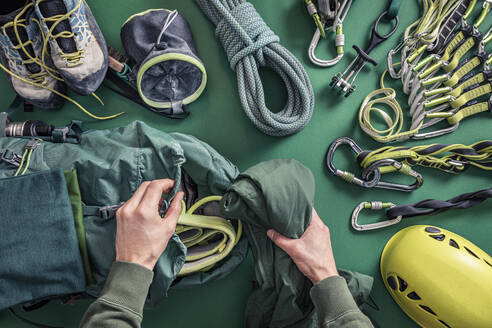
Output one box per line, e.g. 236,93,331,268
80,261,153,328
310,276,374,328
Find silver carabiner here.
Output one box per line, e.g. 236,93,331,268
361,158,424,192
351,201,402,231
326,137,381,188
308,25,344,67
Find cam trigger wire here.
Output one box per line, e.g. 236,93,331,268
194,0,315,137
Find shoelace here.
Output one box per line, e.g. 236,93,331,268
2,18,47,84
0,1,123,120
35,0,85,68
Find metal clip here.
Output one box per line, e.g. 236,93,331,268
309,25,344,67
361,158,424,191
326,137,381,188
0,149,22,167
351,201,402,231
25,138,41,150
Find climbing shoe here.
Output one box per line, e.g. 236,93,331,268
32,0,108,96
0,1,65,109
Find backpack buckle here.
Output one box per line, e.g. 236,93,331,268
0,149,22,167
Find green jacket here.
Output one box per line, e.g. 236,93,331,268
80,262,373,328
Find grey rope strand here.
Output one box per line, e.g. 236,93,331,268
195,0,315,136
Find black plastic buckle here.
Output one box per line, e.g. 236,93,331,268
0,149,22,167
98,202,124,220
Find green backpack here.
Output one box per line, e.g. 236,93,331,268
0,120,248,309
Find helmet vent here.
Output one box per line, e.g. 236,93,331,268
397,276,408,292
407,291,421,300
448,239,459,249
419,305,437,316
464,246,479,259
387,276,398,290
438,319,452,328
484,259,492,268
429,234,445,241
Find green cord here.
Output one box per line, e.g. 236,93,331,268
13,149,28,177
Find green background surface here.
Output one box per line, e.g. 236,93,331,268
0,0,491,327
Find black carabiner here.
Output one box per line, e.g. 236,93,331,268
353,11,400,70
326,137,381,188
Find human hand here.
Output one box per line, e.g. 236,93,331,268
267,208,338,284
115,179,184,270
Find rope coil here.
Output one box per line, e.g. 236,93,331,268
195,0,315,136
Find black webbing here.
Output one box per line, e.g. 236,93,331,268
431,0,472,53
386,187,492,219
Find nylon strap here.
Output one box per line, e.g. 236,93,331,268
430,0,473,52
447,99,490,124
444,55,483,87
387,0,403,19
418,30,466,79
443,36,477,72
449,83,492,108
386,187,492,219
357,140,492,173
447,72,486,98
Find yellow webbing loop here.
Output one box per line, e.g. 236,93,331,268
176,196,243,276
359,70,423,143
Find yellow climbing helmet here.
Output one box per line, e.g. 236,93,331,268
380,225,492,328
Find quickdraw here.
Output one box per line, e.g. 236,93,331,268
360,0,492,142
326,137,492,191
351,187,492,230
305,0,354,67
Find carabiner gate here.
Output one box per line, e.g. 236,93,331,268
326,137,380,188
351,201,402,231
361,158,424,191
308,24,344,67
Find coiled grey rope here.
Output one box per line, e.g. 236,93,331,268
195,0,315,136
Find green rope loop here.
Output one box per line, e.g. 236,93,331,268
195,0,315,136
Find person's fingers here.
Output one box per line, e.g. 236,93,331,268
267,229,297,255
309,207,325,228
139,179,175,210
124,181,152,211
163,191,184,229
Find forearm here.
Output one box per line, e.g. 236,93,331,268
311,276,373,328
80,261,153,328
